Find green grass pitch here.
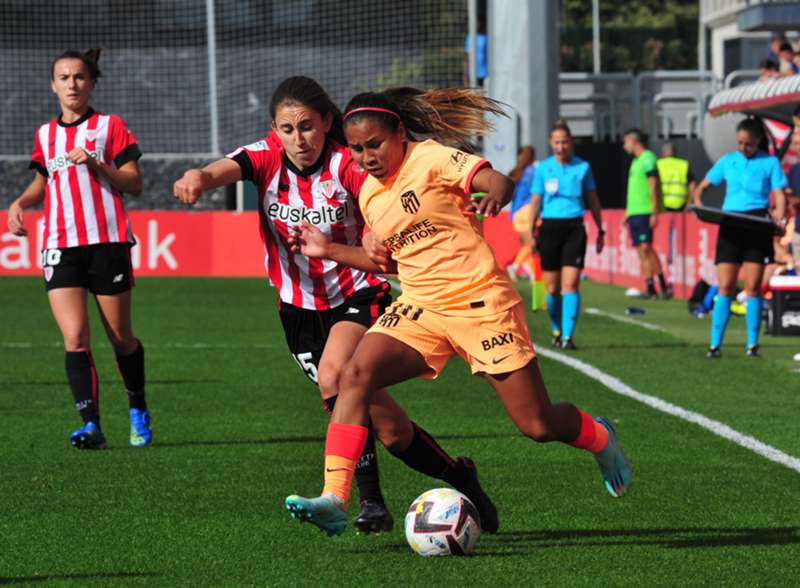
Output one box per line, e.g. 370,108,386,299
1,276,799,587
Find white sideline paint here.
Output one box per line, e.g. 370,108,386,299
584,307,666,332
536,347,800,475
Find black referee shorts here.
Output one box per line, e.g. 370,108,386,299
278,283,392,385
42,243,134,295
538,218,587,271
714,209,774,265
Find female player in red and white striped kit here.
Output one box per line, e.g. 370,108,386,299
7,49,151,449
174,76,498,535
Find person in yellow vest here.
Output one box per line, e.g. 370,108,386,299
657,143,695,298
657,143,695,212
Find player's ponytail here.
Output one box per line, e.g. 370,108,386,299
343,87,506,151
51,48,102,82
269,76,345,145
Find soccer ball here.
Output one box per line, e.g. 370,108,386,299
404,488,482,556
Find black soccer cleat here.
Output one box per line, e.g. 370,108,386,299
707,346,721,359
449,457,499,534
560,337,577,351
660,286,674,300
551,331,562,347
353,500,394,534
745,344,760,358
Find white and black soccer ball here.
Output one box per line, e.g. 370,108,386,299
404,488,482,556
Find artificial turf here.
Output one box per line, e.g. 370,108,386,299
1,276,798,587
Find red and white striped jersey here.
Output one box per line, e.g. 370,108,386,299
30,109,142,250
227,131,386,310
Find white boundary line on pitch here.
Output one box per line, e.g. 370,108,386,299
536,347,800,474
584,307,667,332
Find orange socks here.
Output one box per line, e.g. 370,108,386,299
322,422,369,505
568,410,609,454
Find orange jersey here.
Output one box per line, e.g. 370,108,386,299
359,140,520,316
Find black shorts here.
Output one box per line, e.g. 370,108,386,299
627,214,653,246
42,243,134,295
538,218,587,271
278,283,392,384
715,209,774,265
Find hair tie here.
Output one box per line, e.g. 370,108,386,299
344,107,400,120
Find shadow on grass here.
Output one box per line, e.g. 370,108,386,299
152,436,325,448
482,526,800,551
347,527,800,556
0,572,161,585
1,378,220,387
151,432,517,449
149,379,224,385
1,381,65,387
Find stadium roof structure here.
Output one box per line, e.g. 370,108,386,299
707,75,800,124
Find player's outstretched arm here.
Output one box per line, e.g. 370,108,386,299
174,158,242,205
288,223,395,274
7,174,46,236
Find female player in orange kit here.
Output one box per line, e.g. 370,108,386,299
285,88,633,536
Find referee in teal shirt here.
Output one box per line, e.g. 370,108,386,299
531,120,604,350
693,118,787,358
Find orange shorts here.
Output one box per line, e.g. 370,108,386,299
368,300,536,378
512,203,534,234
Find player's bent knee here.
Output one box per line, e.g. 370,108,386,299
338,361,373,398
518,419,556,443
317,364,341,398
62,333,90,352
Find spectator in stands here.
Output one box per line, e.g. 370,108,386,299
778,42,799,76
786,133,800,271
657,143,695,212
767,32,787,63
623,129,672,299
759,58,780,81
463,16,488,87
508,145,537,281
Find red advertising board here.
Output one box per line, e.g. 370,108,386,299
0,211,266,277
1,210,717,298
482,210,718,300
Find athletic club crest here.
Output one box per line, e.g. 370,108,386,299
319,179,337,199
44,267,54,282
401,190,420,215
86,131,97,143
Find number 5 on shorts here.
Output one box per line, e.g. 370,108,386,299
292,352,319,384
